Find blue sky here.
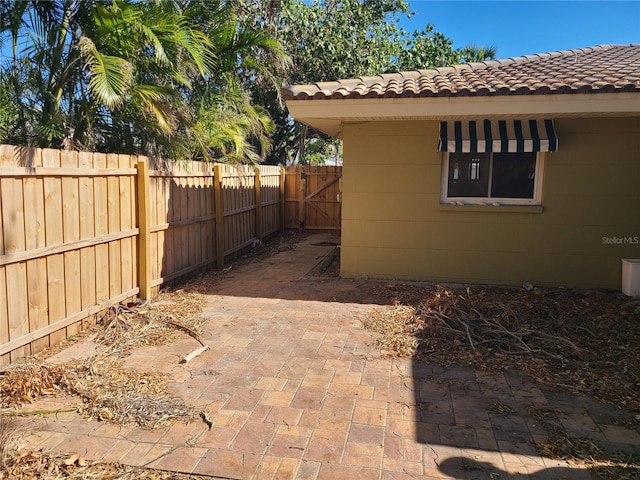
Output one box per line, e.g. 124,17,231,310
404,1,640,59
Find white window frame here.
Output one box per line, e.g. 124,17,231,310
441,152,545,206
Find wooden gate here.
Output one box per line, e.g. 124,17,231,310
284,166,342,230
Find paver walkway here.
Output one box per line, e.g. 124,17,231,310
13,233,640,479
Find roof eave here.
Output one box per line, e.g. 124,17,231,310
285,92,640,138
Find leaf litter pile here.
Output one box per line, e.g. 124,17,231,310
365,284,640,409
0,286,213,478
1,289,208,420
363,283,640,479
0,417,213,480
0,232,303,478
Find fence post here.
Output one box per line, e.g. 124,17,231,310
254,167,262,242
280,167,286,232
214,164,224,269
298,169,306,229
136,158,151,300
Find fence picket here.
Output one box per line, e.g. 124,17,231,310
118,154,134,293
92,153,110,307
137,159,151,300
3,176,29,360
61,151,81,336
106,153,122,299
0,148,7,364
78,152,96,319
42,149,66,348
0,266,8,366
23,150,49,351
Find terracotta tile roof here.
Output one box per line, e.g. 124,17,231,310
281,44,640,101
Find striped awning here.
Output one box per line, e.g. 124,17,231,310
438,119,558,153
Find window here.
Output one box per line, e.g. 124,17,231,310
443,151,542,205
438,119,556,206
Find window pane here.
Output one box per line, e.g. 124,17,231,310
447,153,490,197
490,153,536,199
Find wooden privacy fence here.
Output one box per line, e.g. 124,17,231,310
141,162,285,298
284,165,342,230
0,145,287,366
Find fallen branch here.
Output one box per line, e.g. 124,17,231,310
367,285,592,366
1,407,78,416
530,330,584,358
166,320,207,347
180,345,210,364
200,411,214,429
166,319,211,363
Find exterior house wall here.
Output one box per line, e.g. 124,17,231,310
340,117,640,289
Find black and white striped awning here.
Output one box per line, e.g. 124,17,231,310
438,120,558,153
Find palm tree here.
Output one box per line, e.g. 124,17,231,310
82,0,215,156
0,0,214,151
0,0,286,163
458,44,498,63
180,0,288,163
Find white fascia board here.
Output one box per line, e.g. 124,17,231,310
286,92,640,137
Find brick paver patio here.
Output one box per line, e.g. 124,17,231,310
12,233,640,479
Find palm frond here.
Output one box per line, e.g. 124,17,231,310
138,23,171,67
131,83,177,134
79,36,132,108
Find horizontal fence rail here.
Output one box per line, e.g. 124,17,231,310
0,146,342,366
285,165,342,230
0,146,344,366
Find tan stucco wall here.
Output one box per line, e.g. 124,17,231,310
340,117,640,289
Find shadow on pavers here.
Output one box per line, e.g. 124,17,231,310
411,359,639,479
195,232,640,479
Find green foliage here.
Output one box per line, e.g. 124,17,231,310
395,25,459,71
0,0,283,162
188,77,275,164
79,36,133,109
278,0,406,83
0,0,498,164
458,44,499,63
0,75,17,143
298,137,341,165
243,0,462,164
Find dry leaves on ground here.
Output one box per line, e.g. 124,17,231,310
0,417,213,480
0,289,211,477
364,283,640,479
0,356,195,428
528,407,640,480
364,284,640,411
67,358,194,427
0,288,211,427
